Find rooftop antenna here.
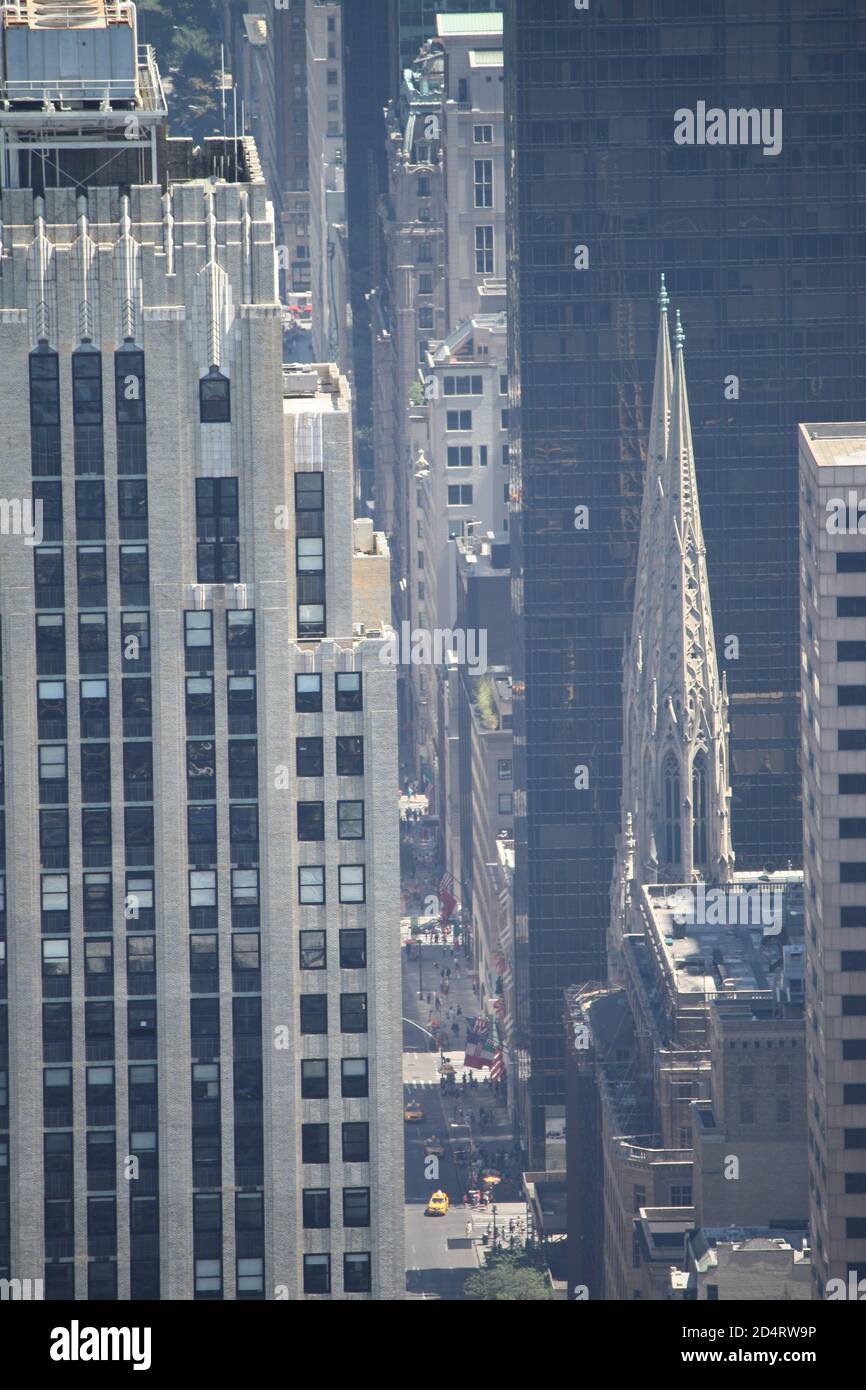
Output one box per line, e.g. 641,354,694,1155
232,83,238,182
220,43,227,176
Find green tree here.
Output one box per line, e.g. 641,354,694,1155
464,1253,554,1302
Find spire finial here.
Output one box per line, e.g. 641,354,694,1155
658,272,669,312
674,307,685,351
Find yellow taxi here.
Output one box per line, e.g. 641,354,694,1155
404,1101,424,1123
426,1190,449,1217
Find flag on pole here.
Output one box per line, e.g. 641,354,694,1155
464,1016,494,1069
438,871,457,924
489,1048,505,1082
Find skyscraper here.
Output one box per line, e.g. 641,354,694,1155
800,423,866,1297
505,0,866,1161
0,0,402,1301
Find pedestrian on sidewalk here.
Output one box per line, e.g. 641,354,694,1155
466,1220,473,1239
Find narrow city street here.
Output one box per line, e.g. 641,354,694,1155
402,929,527,1300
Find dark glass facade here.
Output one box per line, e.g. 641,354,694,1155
505,0,866,1159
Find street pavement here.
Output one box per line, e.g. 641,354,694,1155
402,933,528,1299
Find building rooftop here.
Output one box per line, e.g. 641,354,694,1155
282,362,347,413
435,13,503,37
3,0,129,28
242,13,268,46
799,423,866,470
688,1227,810,1272
639,872,804,1004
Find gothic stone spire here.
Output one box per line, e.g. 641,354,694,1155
620,284,733,888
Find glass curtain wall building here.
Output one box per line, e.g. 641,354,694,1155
505,0,866,1161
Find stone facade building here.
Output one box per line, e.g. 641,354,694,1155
0,0,402,1302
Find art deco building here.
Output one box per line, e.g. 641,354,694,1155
799,423,866,1296
0,0,402,1302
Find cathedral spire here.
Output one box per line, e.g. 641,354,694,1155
619,288,733,891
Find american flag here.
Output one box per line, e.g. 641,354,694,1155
438,871,457,924
489,1048,505,1082
463,1016,494,1069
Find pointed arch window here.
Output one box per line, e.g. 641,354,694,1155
692,754,708,867
663,754,681,867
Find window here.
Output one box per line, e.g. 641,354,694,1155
42,939,70,977
447,485,473,506
335,673,362,711
341,1057,368,1098
185,610,212,651
443,375,483,397
297,536,324,574
418,273,433,295
232,868,258,909
227,675,255,732
446,410,472,431
300,993,327,1034
340,993,367,1033
478,445,488,468
303,1188,331,1229
669,1185,692,1207
299,930,326,970
295,473,324,513
119,544,148,595
295,673,322,713
199,368,230,423
497,759,513,781
39,744,67,789
226,610,255,659
336,736,364,777
229,804,258,848
302,1124,329,1164
189,869,216,910
339,929,367,969
475,226,494,274
337,801,364,840
299,866,325,905
446,446,473,469
85,939,112,983
297,737,324,777
303,1254,330,1295
41,872,69,916
474,159,493,208
83,872,112,926
498,793,513,815
341,1122,369,1164
418,306,434,330
232,935,259,975
343,1187,370,1228
186,676,214,732
301,1059,328,1099
338,865,365,905
298,802,325,841
127,936,155,976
